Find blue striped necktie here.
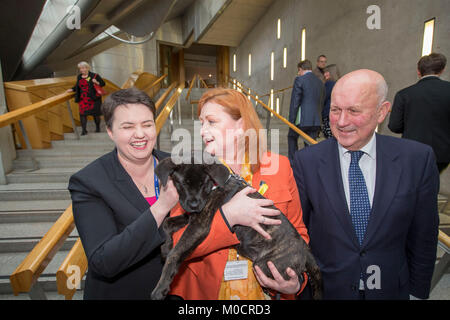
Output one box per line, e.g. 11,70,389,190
348,151,371,246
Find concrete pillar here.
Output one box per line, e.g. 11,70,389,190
0,61,17,184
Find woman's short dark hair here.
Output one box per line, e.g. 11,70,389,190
418,53,447,76
101,87,156,129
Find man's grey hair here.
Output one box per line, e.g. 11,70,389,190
376,78,388,107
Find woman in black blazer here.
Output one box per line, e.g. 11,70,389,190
67,61,106,135
68,87,179,299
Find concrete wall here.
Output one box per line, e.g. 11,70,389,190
90,39,158,87
230,0,450,132
54,38,158,88
230,0,450,192
0,62,16,183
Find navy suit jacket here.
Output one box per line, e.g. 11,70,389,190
288,72,324,128
388,76,450,163
292,135,439,299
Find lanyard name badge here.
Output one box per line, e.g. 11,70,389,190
154,156,160,200
224,253,248,281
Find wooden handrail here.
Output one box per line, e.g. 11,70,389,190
196,74,208,89
185,74,197,101
229,79,317,145
439,230,450,250
155,81,177,110
141,74,168,94
260,85,293,98
0,92,75,128
56,238,87,300
9,206,75,296
156,83,185,134
229,78,260,97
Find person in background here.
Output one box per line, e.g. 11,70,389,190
168,88,310,300
321,68,336,139
388,52,450,173
313,55,327,83
67,61,105,135
292,69,439,300
68,88,179,299
288,60,324,162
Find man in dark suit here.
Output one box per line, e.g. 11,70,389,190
288,60,324,162
313,54,327,83
292,69,439,300
388,53,450,173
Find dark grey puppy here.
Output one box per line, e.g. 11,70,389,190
150,156,322,300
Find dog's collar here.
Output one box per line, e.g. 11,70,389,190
211,173,249,192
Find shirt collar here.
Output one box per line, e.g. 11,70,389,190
420,74,440,80
338,132,377,159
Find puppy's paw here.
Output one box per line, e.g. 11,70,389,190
151,288,165,300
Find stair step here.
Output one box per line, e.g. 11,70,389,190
0,275,85,298
0,287,84,300
0,236,78,253
6,169,75,184
0,221,78,240
17,147,114,157
0,250,71,289
0,200,71,213
0,183,70,201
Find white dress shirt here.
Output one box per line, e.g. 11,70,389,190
338,133,377,212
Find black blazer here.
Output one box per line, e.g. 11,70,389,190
68,149,169,299
72,71,105,103
388,76,450,163
292,135,439,299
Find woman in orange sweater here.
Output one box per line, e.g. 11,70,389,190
169,88,310,300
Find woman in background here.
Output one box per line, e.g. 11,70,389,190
67,61,105,135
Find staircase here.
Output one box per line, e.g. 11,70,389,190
0,88,448,299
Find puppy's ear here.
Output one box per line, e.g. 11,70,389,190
155,158,176,187
204,164,231,187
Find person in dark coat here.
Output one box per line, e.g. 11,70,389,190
321,68,336,139
67,61,106,135
288,59,325,162
68,88,179,299
388,53,450,173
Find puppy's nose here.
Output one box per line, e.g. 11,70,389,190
189,199,199,207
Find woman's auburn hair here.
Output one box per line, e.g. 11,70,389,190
197,88,267,173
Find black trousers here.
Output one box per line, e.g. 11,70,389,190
288,126,320,162
80,114,101,133
437,162,449,174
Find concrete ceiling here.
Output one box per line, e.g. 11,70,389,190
198,0,275,47
0,0,46,81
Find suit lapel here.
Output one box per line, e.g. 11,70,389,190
362,135,401,248
109,149,152,215
318,139,360,249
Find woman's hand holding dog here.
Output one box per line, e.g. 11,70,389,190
150,178,179,227
221,186,281,239
254,261,301,295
